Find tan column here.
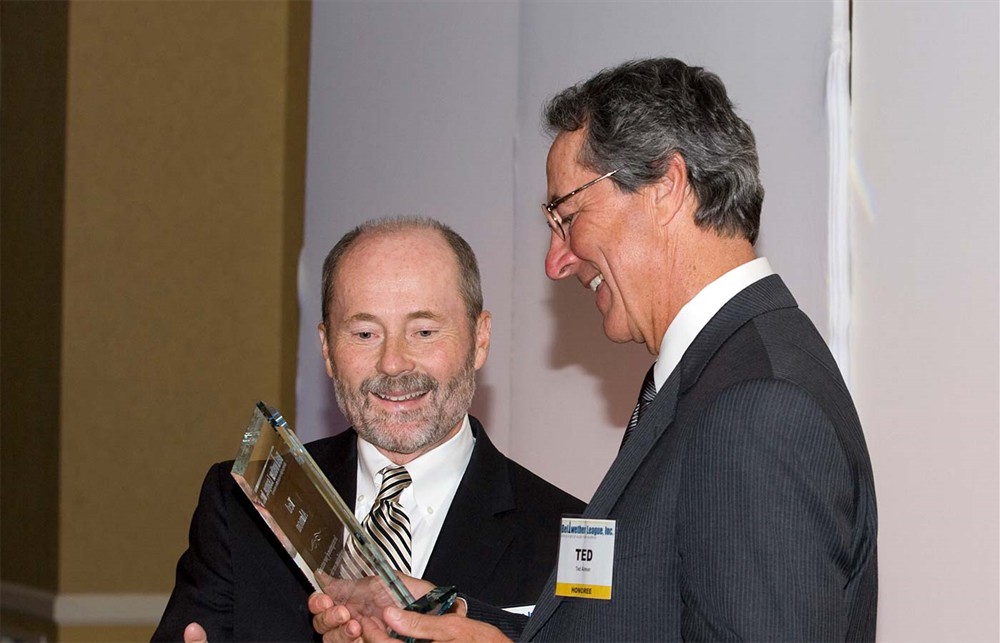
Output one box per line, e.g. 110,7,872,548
1,1,310,639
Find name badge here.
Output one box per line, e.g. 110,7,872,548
555,517,615,600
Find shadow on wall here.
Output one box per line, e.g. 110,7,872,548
546,278,652,427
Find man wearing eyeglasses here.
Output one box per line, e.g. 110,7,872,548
311,58,877,642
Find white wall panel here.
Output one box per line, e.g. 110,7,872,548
851,2,999,640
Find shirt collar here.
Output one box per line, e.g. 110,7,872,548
356,414,475,508
653,257,774,390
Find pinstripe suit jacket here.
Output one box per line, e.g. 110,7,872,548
507,275,877,641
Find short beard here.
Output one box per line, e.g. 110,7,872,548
331,351,477,456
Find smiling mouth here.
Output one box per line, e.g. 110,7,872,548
589,274,604,291
373,390,428,402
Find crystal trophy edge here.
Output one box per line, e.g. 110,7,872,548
230,401,457,629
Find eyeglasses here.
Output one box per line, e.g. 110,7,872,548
542,168,621,241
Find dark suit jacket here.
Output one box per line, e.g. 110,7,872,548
153,417,584,642
473,275,878,642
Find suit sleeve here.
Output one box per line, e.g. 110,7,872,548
152,463,236,642
461,595,529,641
676,379,856,641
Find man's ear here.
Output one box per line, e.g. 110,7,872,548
473,311,491,370
650,153,691,228
317,323,335,378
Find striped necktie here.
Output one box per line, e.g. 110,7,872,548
621,364,657,450
362,465,412,573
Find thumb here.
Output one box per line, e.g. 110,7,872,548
184,622,208,643
383,606,432,638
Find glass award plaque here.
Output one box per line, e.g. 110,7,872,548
231,401,456,634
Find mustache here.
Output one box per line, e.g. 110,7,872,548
361,372,438,397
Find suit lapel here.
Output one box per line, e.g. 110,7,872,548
581,275,796,522
423,418,517,595
316,422,518,595
310,429,359,513
523,274,798,640
586,373,680,518
521,372,680,640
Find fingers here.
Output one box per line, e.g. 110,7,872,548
183,622,208,643
309,592,362,643
323,616,362,643
396,573,435,599
357,614,396,643
382,607,512,643
309,591,334,616
382,607,446,641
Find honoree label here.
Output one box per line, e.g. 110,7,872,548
555,517,615,600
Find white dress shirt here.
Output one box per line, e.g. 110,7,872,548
652,257,774,391
354,415,475,577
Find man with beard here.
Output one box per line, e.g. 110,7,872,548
153,217,583,642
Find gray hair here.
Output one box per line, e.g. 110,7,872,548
320,216,483,327
544,58,763,244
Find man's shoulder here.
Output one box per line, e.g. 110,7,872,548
696,282,840,390
302,428,357,460
469,417,585,513
505,456,586,512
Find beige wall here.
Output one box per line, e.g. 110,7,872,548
1,1,310,639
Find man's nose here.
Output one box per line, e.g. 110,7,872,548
377,335,415,376
544,232,580,280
